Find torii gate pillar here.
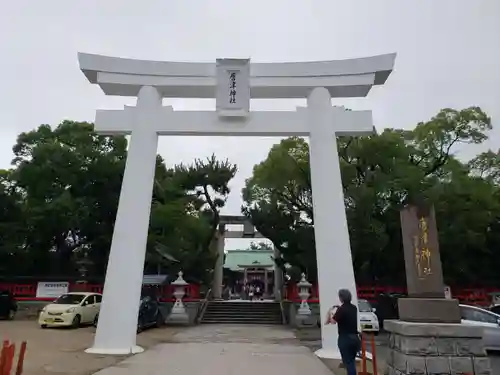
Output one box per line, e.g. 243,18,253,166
78,52,396,358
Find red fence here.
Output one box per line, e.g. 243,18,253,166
284,284,498,307
2,281,498,306
0,282,201,302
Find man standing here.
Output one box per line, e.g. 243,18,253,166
326,289,360,375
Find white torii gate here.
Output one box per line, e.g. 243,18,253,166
78,52,396,358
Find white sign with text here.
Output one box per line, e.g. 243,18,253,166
216,58,250,117
36,282,69,298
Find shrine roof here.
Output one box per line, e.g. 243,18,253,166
224,250,275,271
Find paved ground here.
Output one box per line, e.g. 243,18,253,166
296,328,500,374
0,320,179,375
93,324,333,375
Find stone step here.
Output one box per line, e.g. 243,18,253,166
204,311,280,317
205,307,281,313
207,303,281,311
200,301,283,325
201,318,282,324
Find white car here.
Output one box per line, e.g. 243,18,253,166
358,299,380,334
38,292,102,328
460,304,500,351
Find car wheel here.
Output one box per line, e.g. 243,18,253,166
374,331,379,336
155,313,164,328
7,309,15,320
71,314,81,329
41,324,47,329
93,314,99,327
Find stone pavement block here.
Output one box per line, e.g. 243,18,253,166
425,356,450,374
473,357,492,375
399,336,438,356
449,356,473,375
436,338,456,356
93,342,333,375
393,351,407,372
406,355,426,374
455,339,486,357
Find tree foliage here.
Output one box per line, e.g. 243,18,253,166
0,121,236,284
243,107,498,285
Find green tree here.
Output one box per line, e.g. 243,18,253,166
147,154,237,283
0,121,238,284
243,107,496,285
4,120,127,276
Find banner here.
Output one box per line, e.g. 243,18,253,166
36,282,69,298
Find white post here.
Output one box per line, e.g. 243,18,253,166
307,87,358,359
85,86,161,355
212,225,225,299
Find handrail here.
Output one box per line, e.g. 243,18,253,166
277,290,287,325
196,288,212,324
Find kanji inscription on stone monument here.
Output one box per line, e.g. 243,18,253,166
400,204,444,298
398,203,461,323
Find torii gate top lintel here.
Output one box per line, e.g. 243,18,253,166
78,52,396,99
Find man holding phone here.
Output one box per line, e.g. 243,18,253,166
325,289,360,375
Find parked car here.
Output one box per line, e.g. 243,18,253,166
489,304,500,316
358,299,380,335
314,299,380,334
460,304,500,351
374,292,406,330
0,290,17,320
38,292,102,328
93,294,164,332
137,295,164,332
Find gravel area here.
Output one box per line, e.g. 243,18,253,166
0,320,179,375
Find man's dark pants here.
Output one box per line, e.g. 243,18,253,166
338,334,360,375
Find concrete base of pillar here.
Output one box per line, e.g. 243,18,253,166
315,348,342,360
384,320,492,374
167,311,190,325
85,345,144,355
295,313,315,328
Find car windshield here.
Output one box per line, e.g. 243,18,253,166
358,300,372,312
54,294,85,305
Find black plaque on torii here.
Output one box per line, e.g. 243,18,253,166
398,203,461,323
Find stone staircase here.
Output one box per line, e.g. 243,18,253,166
200,301,283,325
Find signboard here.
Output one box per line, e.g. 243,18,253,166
36,282,69,299
216,58,250,117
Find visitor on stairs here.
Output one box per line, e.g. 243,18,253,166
325,288,361,375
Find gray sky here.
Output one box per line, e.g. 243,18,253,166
1,0,499,250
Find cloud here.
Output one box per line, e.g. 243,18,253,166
1,0,499,248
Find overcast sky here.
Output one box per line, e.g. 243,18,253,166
1,1,499,249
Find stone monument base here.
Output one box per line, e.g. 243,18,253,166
384,320,491,375
398,298,461,323
166,311,189,326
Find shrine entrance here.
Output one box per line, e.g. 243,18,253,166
212,215,282,300
78,52,396,358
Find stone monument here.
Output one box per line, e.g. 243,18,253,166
398,204,461,323
384,203,492,375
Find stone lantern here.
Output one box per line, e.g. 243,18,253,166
297,273,312,316
167,271,190,324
